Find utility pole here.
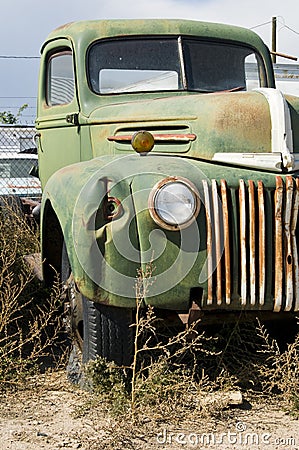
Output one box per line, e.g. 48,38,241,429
270,16,297,61
271,16,277,64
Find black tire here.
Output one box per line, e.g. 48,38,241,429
61,242,134,383
82,298,134,366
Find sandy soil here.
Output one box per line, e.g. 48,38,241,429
0,371,298,450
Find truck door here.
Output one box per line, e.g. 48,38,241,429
36,39,81,189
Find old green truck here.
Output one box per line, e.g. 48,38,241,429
36,19,299,370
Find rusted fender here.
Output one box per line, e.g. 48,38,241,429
41,155,137,306
41,154,207,308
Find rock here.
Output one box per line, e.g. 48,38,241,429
200,390,243,407
37,431,48,437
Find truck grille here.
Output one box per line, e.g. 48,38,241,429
202,176,299,312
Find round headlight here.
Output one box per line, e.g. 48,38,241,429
148,177,200,230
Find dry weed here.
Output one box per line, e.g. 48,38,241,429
86,263,230,425
86,300,299,425
0,204,64,388
254,319,299,415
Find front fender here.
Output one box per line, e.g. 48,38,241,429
41,153,210,309
41,155,141,307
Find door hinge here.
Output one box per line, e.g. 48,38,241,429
66,113,79,125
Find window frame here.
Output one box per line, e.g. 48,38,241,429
86,35,267,96
46,49,75,106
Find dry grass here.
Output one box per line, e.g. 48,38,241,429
0,202,298,427
84,318,299,438
0,204,65,389
253,320,299,415
85,263,299,425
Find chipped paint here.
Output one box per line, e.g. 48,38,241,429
37,19,299,315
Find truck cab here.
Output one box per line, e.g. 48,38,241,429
36,19,299,368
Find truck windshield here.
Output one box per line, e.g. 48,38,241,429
87,37,264,94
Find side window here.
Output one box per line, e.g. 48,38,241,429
47,51,74,106
245,54,263,91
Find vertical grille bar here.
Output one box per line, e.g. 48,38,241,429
202,180,213,305
202,176,299,311
220,179,231,304
248,180,256,305
212,179,222,305
239,179,247,305
258,181,265,305
284,176,294,311
274,176,283,312
292,178,299,311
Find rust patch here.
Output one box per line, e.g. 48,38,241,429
293,178,299,311
212,179,222,305
202,180,213,305
284,176,294,311
257,181,265,305
108,133,197,142
248,180,256,305
239,179,247,305
220,179,231,304
53,22,75,32
213,93,272,152
274,176,283,312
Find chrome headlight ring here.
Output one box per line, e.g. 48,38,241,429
148,176,201,231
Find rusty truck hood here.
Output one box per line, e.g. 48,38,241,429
88,88,297,172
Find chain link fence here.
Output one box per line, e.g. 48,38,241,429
0,125,41,217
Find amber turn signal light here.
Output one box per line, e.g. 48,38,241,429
131,130,155,153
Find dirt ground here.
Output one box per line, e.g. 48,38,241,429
0,371,298,450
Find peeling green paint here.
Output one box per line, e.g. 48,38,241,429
37,19,299,313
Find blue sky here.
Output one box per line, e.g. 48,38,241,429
0,0,298,123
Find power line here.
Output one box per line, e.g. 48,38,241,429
251,17,299,37
0,55,39,59
0,106,36,109
282,24,299,36
0,96,37,99
250,20,272,30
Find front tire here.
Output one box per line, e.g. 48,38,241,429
61,242,134,383
82,298,134,366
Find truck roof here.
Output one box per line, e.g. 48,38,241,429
41,19,269,57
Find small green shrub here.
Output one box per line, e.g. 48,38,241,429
86,357,130,416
